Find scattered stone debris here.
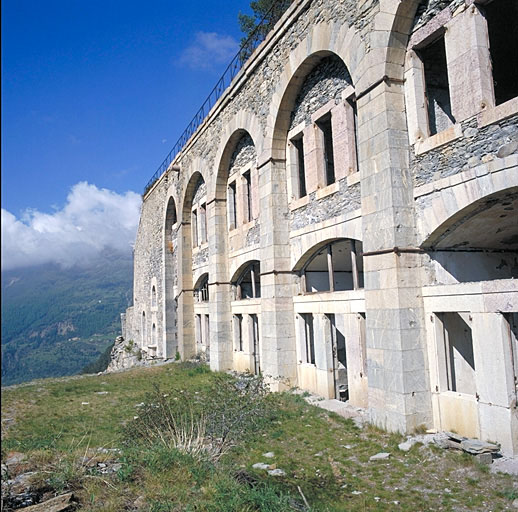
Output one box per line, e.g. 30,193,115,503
369,452,390,461
398,440,415,452
267,468,286,476
252,462,270,470
490,455,518,476
433,432,500,464
262,452,275,458
95,391,109,395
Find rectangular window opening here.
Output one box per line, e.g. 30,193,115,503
302,313,315,365
234,314,243,352
484,0,518,105
317,116,335,186
418,36,456,136
200,203,207,243
347,96,359,172
437,312,476,395
191,209,198,247
292,136,307,198
243,171,252,223
228,182,237,229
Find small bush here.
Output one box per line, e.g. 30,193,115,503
123,373,272,462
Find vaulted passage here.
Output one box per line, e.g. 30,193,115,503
424,188,518,283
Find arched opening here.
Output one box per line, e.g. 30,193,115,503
230,260,262,374
232,261,261,300
421,188,518,448
151,285,157,308
178,172,207,360
226,133,258,231
164,196,178,359
150,323,157,358
141,311,147,348
272,52,357,207
299,239,364,293
194,273,209,303
193,273,210,359
423,188,518,284
293,238,367,405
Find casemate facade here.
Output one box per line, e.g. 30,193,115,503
123,0,518,455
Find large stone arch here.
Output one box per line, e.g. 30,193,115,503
206,121,262,372
418,176,518,284
210,111,263,202
162,194,178,358
177,171,206,359
416,167,518,246
290,217,363,270
374,0,422,82
265,21,363,161
178,158,209,225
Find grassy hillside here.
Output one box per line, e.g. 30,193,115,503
1,363,516,511
1,254,133,386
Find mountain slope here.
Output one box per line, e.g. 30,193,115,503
1,254,133,386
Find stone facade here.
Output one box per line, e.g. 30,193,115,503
122,0,518,455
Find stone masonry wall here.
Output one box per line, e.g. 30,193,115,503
411,113,518,187
290,55,352,130
229,133,257,171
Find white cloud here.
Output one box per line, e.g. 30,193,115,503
178,31,239,70
1,182,141,271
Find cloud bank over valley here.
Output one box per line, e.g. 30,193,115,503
1,182,141,271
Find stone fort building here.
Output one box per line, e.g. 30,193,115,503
122,0,518,455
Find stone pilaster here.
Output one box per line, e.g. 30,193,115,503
258,157,297,390
208,199,233,371
359,79,432,432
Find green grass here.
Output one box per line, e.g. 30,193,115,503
2,362,517,511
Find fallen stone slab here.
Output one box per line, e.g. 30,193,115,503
460,439,500,455
370,452,390,461
21,492,75,512
267,468,285,476
263,452,275,458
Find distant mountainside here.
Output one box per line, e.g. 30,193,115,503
1,254,133,386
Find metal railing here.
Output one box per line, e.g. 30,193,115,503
143,0,293,195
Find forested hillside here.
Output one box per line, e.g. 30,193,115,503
1,254,133,386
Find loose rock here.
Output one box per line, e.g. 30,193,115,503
370,452,390,461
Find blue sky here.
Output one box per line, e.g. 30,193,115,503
1,0,253,269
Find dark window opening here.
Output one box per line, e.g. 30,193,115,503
244,171,252,222
235,314,243,351
317,116,335,186
418,36,455,135
191,210,198,247
484,0,518,105
348,96,359,172
228,182,237,229
251,313,260,374
235,261,261,300
292,136,307,198
302,240,364,293
194,274,209,302
200,203,207,243
302,313,315,365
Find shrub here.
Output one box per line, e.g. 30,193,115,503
123,373,271,462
